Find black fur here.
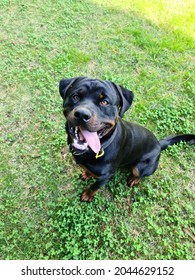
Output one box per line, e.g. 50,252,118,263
59,76,195,202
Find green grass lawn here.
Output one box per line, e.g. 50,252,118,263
0,0,194,259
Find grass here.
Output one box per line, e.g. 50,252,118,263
0,0,194,260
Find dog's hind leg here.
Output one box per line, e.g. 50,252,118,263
128,153,161,187
128,167,141,187
81,170,93,180
79,165,100,181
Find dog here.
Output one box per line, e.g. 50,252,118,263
59,77,195,202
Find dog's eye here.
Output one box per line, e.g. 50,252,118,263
72,94,80,103
100,100,109,106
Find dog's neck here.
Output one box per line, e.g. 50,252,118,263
101,125,118,150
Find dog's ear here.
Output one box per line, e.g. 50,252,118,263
112,83,134,117
59,78,77,99
59,77,85,99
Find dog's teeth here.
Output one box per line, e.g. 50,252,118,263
75,127,79,139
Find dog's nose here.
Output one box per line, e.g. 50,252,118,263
74,108,92,123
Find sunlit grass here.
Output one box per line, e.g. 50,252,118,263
92,0,195,39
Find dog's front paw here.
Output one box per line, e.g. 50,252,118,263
81,189,96,202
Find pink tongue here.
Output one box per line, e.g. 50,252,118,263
80,127,101,153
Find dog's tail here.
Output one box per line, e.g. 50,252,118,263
160,134,195,151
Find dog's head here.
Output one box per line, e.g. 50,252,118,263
59,77,134,154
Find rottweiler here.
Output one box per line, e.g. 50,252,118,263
59,77,195,202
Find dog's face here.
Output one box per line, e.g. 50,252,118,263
59,77,134,154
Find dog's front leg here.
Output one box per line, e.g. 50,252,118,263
80,175,111,202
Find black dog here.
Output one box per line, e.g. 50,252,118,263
59,77,195,202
